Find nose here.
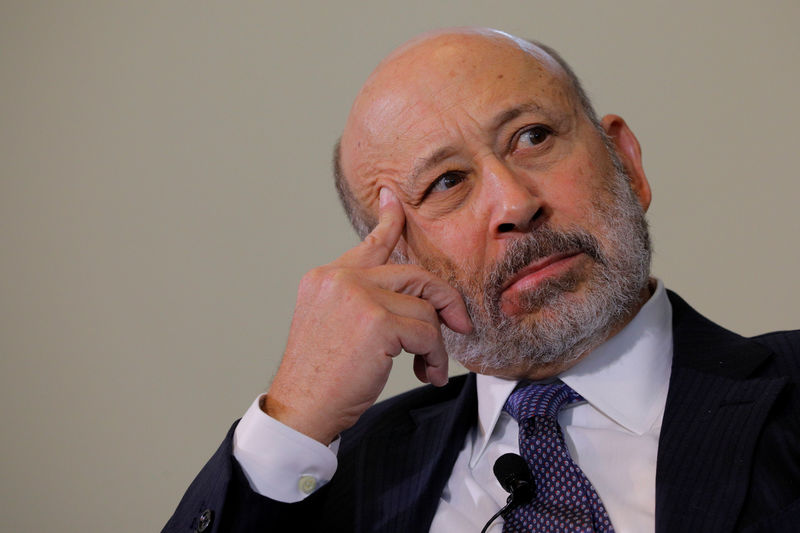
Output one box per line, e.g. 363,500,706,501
483,158,543,238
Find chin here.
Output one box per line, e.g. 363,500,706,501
500,274,589,319
444,276,638,375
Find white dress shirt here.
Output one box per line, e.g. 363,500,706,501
234,280,673,532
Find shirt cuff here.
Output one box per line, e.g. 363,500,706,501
233,394,339,503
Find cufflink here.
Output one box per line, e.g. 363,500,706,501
298,475,317,494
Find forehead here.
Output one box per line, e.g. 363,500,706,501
340,33,576,208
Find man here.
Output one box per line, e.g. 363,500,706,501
163,28,799,532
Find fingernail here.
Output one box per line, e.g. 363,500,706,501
379,187,391,208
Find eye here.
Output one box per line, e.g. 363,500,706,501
429,171,465,193
517,125,553,147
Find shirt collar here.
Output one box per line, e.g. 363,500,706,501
472,279,673,463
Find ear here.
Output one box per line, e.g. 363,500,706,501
601,114,651,211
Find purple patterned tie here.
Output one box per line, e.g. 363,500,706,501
502,382,614,532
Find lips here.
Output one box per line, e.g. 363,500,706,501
500,251,582,294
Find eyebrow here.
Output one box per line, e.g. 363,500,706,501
490,102,544,131
408,146,460,191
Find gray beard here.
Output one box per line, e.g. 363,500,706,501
396,162,652,374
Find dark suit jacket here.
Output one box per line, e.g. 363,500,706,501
163,292,800,532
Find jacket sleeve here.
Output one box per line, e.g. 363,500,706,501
161,421,325,533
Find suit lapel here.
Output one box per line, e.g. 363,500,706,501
355,373,478,533
656,292,788,533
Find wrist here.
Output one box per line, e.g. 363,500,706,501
261,394,339,445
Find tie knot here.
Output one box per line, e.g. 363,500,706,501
504,381,583,422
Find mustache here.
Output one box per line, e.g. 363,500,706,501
485,226,604,295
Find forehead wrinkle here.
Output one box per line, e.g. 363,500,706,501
349,147,403,205
386,77,473,141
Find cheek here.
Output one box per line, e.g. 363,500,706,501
546,159,609,223
404,214,486,273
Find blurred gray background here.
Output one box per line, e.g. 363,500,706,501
1,1,798,531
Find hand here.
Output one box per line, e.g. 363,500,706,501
265,188,473,444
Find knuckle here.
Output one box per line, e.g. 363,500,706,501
421,302,439,325
366,306,392,328
297,271,318,297
298,267,326,293
363,232,392,256
318,268,345,288
300,267,323,285
419,276,446,299
358,307,395,341
299,267,351,298
419,321,441,346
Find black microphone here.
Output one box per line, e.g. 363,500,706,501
481,453,535,532
493,453,534,505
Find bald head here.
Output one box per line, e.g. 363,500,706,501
334,28,601,238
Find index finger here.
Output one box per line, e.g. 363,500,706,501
336,187,405,268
